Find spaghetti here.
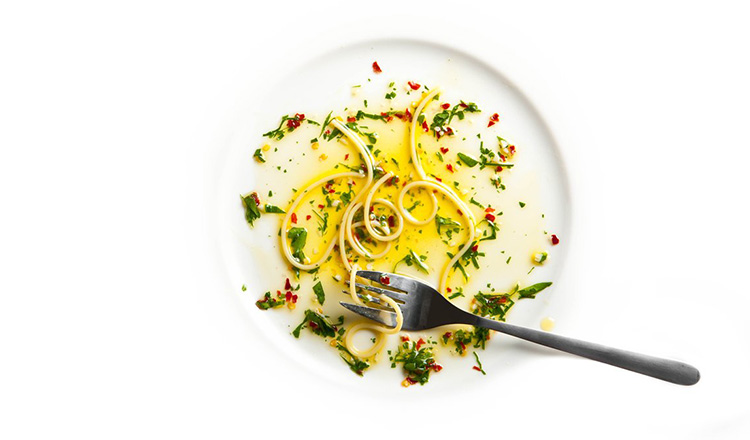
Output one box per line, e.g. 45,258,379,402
279,89,478,358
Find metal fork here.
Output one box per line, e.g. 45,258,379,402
341,270,700,386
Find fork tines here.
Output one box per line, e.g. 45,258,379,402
339,302,397,328
355,270,417,294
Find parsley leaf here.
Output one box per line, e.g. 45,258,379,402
264,204,285,214
287,227,307,263
313,281,325,305
517,282,552,299
241,193,261,227
457,152,478,167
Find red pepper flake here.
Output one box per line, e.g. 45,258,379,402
287,118,301,129
276,290,283,298
421,120,429,132
495,166,504,173
317,204,324,209
346,116,356,123
284,278,292,290
249,192,260,206
441,103,450,110
295,113,305,121
471,244,479,252
498,296,507,304
309,321,318,329
485,213,496,222
388,215,395,227
380,112,393,122
508,145,516,155
404,108,412,122
285,291,292,302
459,102,468,108
499,153,506,162
405,377,418,385
416,338,426,350
407,81,421,90
488,113,499,127
292,294,298,303
443,331,452,339
380,275,390,285
290,213,297,224
306,215,311,221
324,129,331,135
472,366,482,372
459,342,466,351
457,209,462,215
485,207,495,213
439,147,449,154
446,164,454,173
328,189,335,194
344,153,349,160
400,335,410,342
435,177,442,182
445,127,454,136
551,234,560,245
446,287,452,293
372,61,382,73
432,364,443,372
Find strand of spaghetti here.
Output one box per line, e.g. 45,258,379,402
350,221,392,260
404,86,477,294
398,180,476,293
280,118,373,271
344,266,404,358
409,87,441,180
345,202,392,260
279,171,361,270
362,172,404,242
331,119,376,273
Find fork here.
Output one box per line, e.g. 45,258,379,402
341,270,700,386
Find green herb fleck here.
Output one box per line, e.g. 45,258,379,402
313,281,325,305
473,352,487,375
517,282,552,299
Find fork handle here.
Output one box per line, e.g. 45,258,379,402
466,315,700,385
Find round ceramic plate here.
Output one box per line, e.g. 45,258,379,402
213,38,571,392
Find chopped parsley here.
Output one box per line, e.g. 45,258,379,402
394,249,429,274
473,291,514,321
517,282,552,299
264,204,285,214
337,343,370,376
255,291,285,310
241,193,261,227
287,227,307,263
253,148,266,163
313,281,325,305
292,309,342,338
435,214,461,239
473,352,487,375
392,340,441,386
314,210,329,235
457,152,479,167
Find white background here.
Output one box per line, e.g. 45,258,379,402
2,1,749,438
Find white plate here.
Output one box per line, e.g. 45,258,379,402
212,38,572,393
